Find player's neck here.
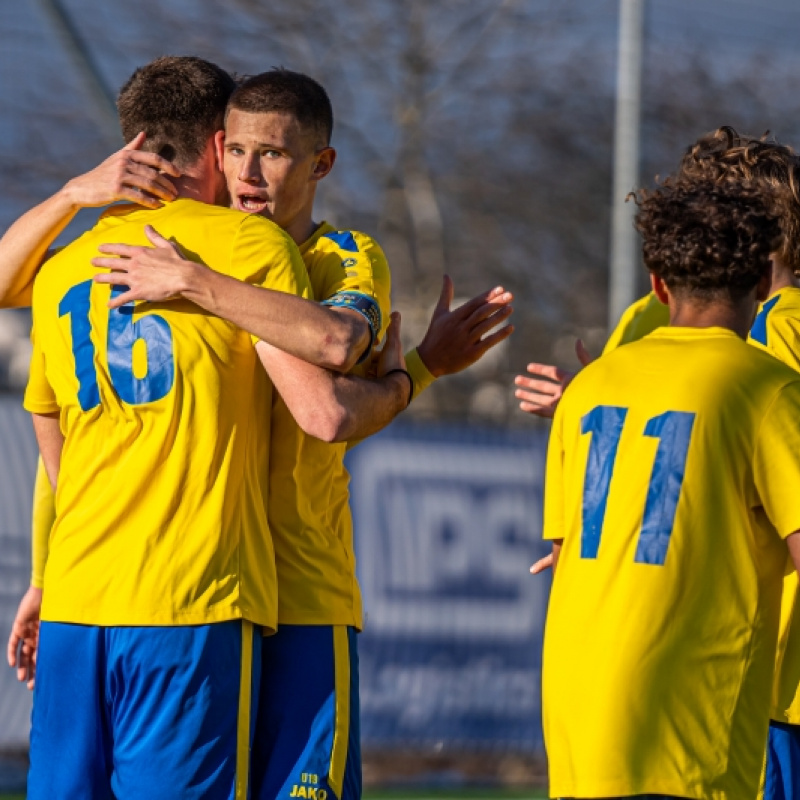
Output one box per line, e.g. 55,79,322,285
668,299,754,340
769,265,800,294
286,213,318,246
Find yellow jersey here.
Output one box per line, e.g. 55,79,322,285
748,286,800,725
543,326,800,799
268,222,391,628
603,290,669,354
24,198,310,630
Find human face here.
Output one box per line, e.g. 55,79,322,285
218,108,330,238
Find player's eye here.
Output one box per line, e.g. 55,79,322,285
264,150,281,159
227,146,244,157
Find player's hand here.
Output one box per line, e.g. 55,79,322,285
514,339,593,418
376,312,412,405
62,132,180,210
7,585,42,690
416,276,514,378
92,224,200,307
530,554,554,575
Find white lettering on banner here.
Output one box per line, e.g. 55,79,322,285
350,438,550,639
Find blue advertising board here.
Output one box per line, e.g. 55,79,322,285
347,423,551,752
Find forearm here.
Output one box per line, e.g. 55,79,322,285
31,458,55,589
0,185,82,307
183,266,369,372
257,342,408,443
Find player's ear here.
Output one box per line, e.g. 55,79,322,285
214,130,226,172
756,266,772,302
311,147,336,182
651,273,669,305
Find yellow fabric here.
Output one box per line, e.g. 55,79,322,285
748,287,800,725
603,291,669,354
543,326,800,799
328,626,351,798
235,620,254,800
30,457,54,589
268,222,391,628
404,347,436,399
24,198,310,629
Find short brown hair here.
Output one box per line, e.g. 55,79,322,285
678,126,800,271
117,56,236,168
633,180,782,303
226,69,333,148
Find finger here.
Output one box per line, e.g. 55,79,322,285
473,323,513,354
524,363,567,382
530,554,554,574
123,131,147,152
575,338,594,366
144,225,177,251
457,288,511,321
470,306,514,340
385,311,402,343
107,290,138,309
433,275,454,317
464,293,513,328
115,187,163,210
126,150,181,178
515,387,558,405
7,632,19,666
95,243,141,257
514,376,561,396
118,170,178,203
92,272,127,286
518,400,555,418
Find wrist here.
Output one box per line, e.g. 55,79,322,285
415,340,445,378
178,259,211,302
384,368,414,408
57,180,85,213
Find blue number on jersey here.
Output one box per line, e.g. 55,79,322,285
107,287,174,404
59,280,100,411
59,282,175,407
635,411,696,565
580,405,628,559
580,405,695,566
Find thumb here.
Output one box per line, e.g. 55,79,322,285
575,338,594,367
433,275,454,316
144,225,176,251
124,131,146,151
385,311,402,345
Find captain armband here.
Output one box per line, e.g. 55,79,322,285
322,291,382,363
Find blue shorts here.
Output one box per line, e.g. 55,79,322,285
28,620,260,800
764,720,800,800
251,625,360,800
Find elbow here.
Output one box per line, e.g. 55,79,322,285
296,404,352,444
320,317,370,373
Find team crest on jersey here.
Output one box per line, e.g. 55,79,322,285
341,258,357,269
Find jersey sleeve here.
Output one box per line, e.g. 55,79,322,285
315,230,391,357
543,408,567,541
754,381,800,538
765,313,800,374
31,457,55,589
603,292,669,355
405,347,436,399
23,322,59,414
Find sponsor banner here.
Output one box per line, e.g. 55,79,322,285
348,423,550,750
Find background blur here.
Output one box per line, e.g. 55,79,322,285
3,0,800,795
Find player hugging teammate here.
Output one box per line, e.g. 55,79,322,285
526,131,800,800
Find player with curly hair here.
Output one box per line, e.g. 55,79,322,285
541,179,800,799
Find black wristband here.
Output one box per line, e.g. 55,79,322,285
384,368,414,407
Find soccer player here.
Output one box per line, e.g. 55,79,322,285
13,56,414,800
5,68,513,799
87,71,513,800
543,177,800,799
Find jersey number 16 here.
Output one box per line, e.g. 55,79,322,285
59,280,175,410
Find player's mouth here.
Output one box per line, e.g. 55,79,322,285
236,194,269,213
